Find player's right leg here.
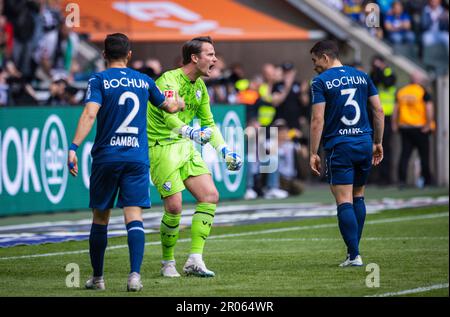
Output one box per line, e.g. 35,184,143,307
149,142,190,277
326,145,361,267
85,208,111,290
352,186,366,244
160,193,183,277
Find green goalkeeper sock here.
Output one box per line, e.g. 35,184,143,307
160,211,181,261
190,202,216,254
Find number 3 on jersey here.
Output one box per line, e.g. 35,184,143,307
116,91,139,134
340,88,360,126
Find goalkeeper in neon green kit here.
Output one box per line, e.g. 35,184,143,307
147,36,242,277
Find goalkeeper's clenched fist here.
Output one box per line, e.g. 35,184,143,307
220,146,242,171
180,126,212,145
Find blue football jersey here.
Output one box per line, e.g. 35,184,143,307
311,65,378,150
85,67,165,165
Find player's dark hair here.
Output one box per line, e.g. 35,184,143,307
104,33,130,60
310,40,339,60
182,36,213,65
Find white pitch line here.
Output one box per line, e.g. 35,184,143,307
366,283,449,297
206,237,449,242
0,212,447,261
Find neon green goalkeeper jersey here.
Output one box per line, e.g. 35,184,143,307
147,68,226,148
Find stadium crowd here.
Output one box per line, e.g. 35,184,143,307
322,0,449,68
0,0,440,198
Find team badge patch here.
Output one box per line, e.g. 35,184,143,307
164,90,175,98
195,90,202,100
163,181,172,191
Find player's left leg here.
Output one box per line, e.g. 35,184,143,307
352,139,373,252
123,207,145,291
183,173,219,277
118,163,151,291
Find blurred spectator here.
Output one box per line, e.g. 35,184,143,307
139,58,162,80
229,62,246,88
322,0,343,11
262,145,289,199
255,63,277,128
421,0,449,53
0,66,8,106
271,62,304,136
392,72,435,188
34,19,80,81
275,119,304,196
377,0,395,15
236,75,262,119
131,59,144,71
259,63,276,104
370,55,396,185
0,14,13,64
46,72,81,106
403,0,428,32
244,117,261,200
70,59,92,82
343,0,365,25
384,1,416,44
5,0,41,81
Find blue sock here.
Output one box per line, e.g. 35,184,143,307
353,197,366,243
89,223,108,277
126,221,145,274
337,203,359,260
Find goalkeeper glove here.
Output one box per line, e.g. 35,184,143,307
221,146,242,171
180,125,212,145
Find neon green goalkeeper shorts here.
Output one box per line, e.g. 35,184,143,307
149,141,211,198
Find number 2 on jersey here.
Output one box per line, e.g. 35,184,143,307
116,91,139,134
340,88,360,126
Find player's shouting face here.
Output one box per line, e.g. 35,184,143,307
193,42,218,77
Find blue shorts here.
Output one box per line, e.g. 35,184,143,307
325,140,372,186
89,162,150,210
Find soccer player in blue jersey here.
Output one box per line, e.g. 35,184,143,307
309,40,385,267
66,33,184,291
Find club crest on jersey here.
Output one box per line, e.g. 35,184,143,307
163,181,172,191
164,90,175,98
195,90,202,100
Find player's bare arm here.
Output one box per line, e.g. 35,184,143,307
422,100,434,133
309,102,325,176
67,102,100,177
369,94,385,166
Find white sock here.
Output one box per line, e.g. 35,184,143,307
189,253,202,262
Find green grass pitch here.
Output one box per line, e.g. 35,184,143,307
0,204,448,297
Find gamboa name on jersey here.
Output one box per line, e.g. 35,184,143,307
110,135,140,147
